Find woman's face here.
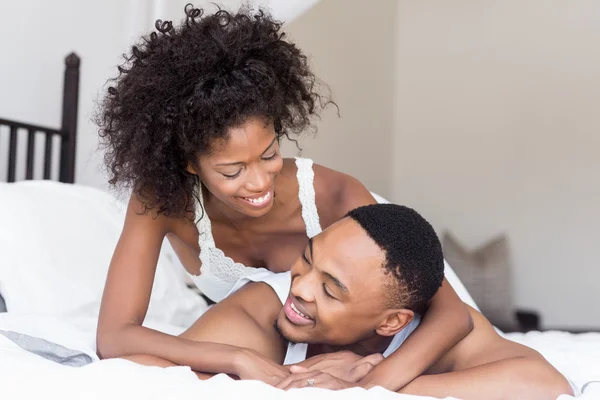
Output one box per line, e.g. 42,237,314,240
194,117,283,218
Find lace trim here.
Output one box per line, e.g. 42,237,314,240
195,188,259,282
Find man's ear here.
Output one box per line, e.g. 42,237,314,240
375,309,414,337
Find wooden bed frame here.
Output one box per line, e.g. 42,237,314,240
0,53,80,183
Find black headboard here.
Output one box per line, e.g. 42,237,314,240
0,52,80,183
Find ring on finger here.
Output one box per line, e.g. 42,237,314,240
306,378,316,387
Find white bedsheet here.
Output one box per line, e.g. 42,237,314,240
1,313,599,400
0,313,456,400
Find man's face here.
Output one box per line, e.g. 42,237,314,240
276,218,393,345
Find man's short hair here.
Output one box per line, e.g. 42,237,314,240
346,204,444,311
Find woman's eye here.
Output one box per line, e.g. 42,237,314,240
222,170,241,179
262,151,278,160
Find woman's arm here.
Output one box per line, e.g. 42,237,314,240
359,278,473,391
312,164,377,228
97,192,169,358
283,281,473,391
313,166,474,391
96,193,236,374
100,246,290,383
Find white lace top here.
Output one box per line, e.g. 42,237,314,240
188,158,322,302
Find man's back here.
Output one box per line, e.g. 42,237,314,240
423,306,541,374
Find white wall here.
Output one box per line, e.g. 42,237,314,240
0,0,132,189
393,0,600,329
154,0,320,24
282,0,397,199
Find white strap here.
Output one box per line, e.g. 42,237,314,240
195,186,215,247
295,158,322,238
194,185,260,283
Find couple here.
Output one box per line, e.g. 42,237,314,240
95,5,570,399
122,204,571,400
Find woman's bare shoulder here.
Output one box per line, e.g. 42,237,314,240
312,163,377,228
124,191,195,237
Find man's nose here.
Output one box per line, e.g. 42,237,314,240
291,271,316,304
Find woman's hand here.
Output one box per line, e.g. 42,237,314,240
290,351,384,383
233,348,290,385
276,370,356,390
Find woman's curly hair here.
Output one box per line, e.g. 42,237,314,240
96,4,332,218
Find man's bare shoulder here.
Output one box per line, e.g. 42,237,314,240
181,280,286,362
223,281,284,329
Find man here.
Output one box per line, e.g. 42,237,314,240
125,204,572,400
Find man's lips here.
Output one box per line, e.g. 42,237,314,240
283,296,313,326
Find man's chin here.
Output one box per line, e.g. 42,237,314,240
275,316,312,345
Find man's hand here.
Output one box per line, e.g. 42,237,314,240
292,351,384,383
276,370,357,390
233,348,290,385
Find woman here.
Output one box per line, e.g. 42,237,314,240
96,4,472,391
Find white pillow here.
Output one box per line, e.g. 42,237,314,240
0,181,206,327
370,192,479,310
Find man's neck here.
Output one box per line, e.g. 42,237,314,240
308,335,395,359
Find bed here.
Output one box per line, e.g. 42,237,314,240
0,56,598,400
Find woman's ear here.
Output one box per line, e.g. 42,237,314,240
186,162,199,175
375,309,414,337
